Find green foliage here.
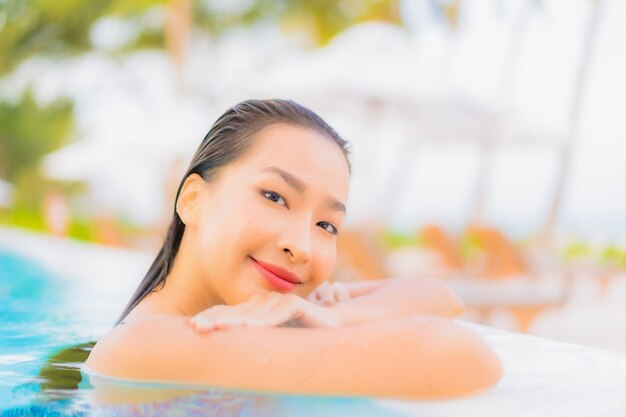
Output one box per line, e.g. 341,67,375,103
279,0,403,46
0,0,405,76
562,241,592,259
600,246,625,267
0,90,78,233
0,207,98,242
0,90,73,182
5,206,46,231
380,228,420,250
560,241,626,268
194,0,403,46
66,216,96,241
0,0,404,239
0,0,167,75
601,246,626,268
39,341,96,391
459,232,484,260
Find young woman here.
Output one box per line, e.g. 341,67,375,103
86,99,503,400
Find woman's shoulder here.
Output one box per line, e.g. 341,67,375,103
86,314,193,380
87,313,346,383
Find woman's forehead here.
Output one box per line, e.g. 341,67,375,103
231,124,350,199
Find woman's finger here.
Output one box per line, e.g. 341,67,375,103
191,304,244,330
191,293,285,331
255,295,303,326
191,317,217,333
305,289,318,303
333,281,351,303
191,306,223,326
307,284,323,303
194,294,265,322
314,282,337,306
318,294,337,306
213,317,271,329
248,292,283,317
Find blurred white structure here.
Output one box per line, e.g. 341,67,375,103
17,0,623,242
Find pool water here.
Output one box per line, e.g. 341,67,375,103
0,251,92,414
0,250,407,416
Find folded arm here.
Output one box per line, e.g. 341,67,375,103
87,313,502,400
329,277,465,326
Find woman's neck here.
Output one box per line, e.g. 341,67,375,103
136,239,223,318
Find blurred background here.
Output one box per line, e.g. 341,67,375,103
0,0,624,352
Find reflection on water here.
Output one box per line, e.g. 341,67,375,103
0,251,405,416
3,377,404,417
82,369,406,417
94,389,269,417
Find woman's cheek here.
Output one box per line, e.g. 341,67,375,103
245,208,280,237
313,239,337,282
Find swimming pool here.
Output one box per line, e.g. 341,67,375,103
0,232,409,416
0,250,86,415
2,228,624,417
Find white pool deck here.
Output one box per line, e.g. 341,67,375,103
1,227,624,416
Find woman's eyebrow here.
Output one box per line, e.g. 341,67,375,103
260,166,347,214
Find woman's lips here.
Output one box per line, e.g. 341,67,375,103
249,257,300,292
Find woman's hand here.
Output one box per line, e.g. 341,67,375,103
306,281,351,307
190,292,342,333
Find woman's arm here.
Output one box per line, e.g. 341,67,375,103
86,314,502,400
330,277,465,326
188,278,464,332
340,279,388,298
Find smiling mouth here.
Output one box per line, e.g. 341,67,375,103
249,257,302,284
248,257,302,291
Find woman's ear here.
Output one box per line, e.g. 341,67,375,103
176,174,205,227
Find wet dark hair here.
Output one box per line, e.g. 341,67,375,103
116,99,351,324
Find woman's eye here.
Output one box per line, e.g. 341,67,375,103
318,221,338,235
262,190,337,235
262,190,287,207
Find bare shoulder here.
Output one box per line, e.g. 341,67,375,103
86,315,197,380
86,314,502,399
86,314,340,385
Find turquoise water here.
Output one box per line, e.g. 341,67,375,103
0,251,408,416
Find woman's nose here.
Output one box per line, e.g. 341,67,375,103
277,220,312,264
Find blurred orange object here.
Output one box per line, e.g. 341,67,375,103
419,224,462,270
335,228,387,281
462,225,529,279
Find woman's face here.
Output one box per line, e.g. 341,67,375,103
180,124,350,305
